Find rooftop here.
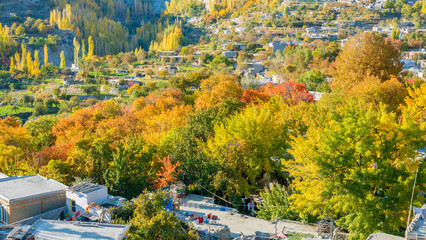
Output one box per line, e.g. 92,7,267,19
366,233,404,240
175,194,317,238
27,220,130,240
0,175,67,203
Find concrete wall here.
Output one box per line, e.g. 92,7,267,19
66,187,108,215
2,192,66,224
87,187,108,204
66,191,88,215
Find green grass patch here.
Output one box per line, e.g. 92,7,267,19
181,67,202,71
0,106,33,115
286,232,314,240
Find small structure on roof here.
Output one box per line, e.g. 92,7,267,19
25,219,130,240
0,175,67,224
66,182,126,223
405,204,426,240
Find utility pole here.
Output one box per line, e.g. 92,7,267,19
406,159,422,236
274,208,279,239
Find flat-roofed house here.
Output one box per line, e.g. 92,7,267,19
0,175,67,224
66,182,126,222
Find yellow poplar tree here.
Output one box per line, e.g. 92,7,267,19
87,36,94,60
33,50,40,77
60,51,66,69
44,44,48,66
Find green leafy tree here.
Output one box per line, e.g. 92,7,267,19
33,102,47,116
104,137,155,199
15,25,25,35
384,0,395,8
207,104,288,196
24,116,58,151
297,70,328,92
257,183,298,221
112,190,198,240
288,101,425,239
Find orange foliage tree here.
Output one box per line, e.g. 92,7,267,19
262,82,314,104
153,155,181,189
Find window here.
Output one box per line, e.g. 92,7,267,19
70,199,76,213
1,207,7,224
4,208,7,224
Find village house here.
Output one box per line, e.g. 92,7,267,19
269,41,288,52
70,64,81,72
222,50,238,58
159,65,179,75
0,175,67,225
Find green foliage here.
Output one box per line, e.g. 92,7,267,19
384,0,395,9
111,190,198,240
24,115,58,151
33,102,48,116
289,100,425,239
297,70,329,92
208,104,288,196
0,106,33,115
212,54,232,66
104,137,155,199
80,85,99,95
15,25,25,36
257,183,298,221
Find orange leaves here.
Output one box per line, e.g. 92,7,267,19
53,100,124,147
153,155,181,189
195,75,243,109
332,32,403,92
239,89,271,104
132,89,192,145
0,117,31,153
261,82,314,105
141,105,192,145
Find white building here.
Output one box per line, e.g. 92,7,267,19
66,182,126,222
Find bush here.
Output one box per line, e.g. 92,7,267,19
0,70,11,79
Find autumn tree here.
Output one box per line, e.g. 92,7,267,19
87,36,94,60
262,82,314,105
332,32,403,91
195,75,243,109
44,44,48,66
207,104,288,196
0,117,32,176
152,155,181,189
33,50,41,77
288,101,425,239
73,37,80,64
60,51,66,68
